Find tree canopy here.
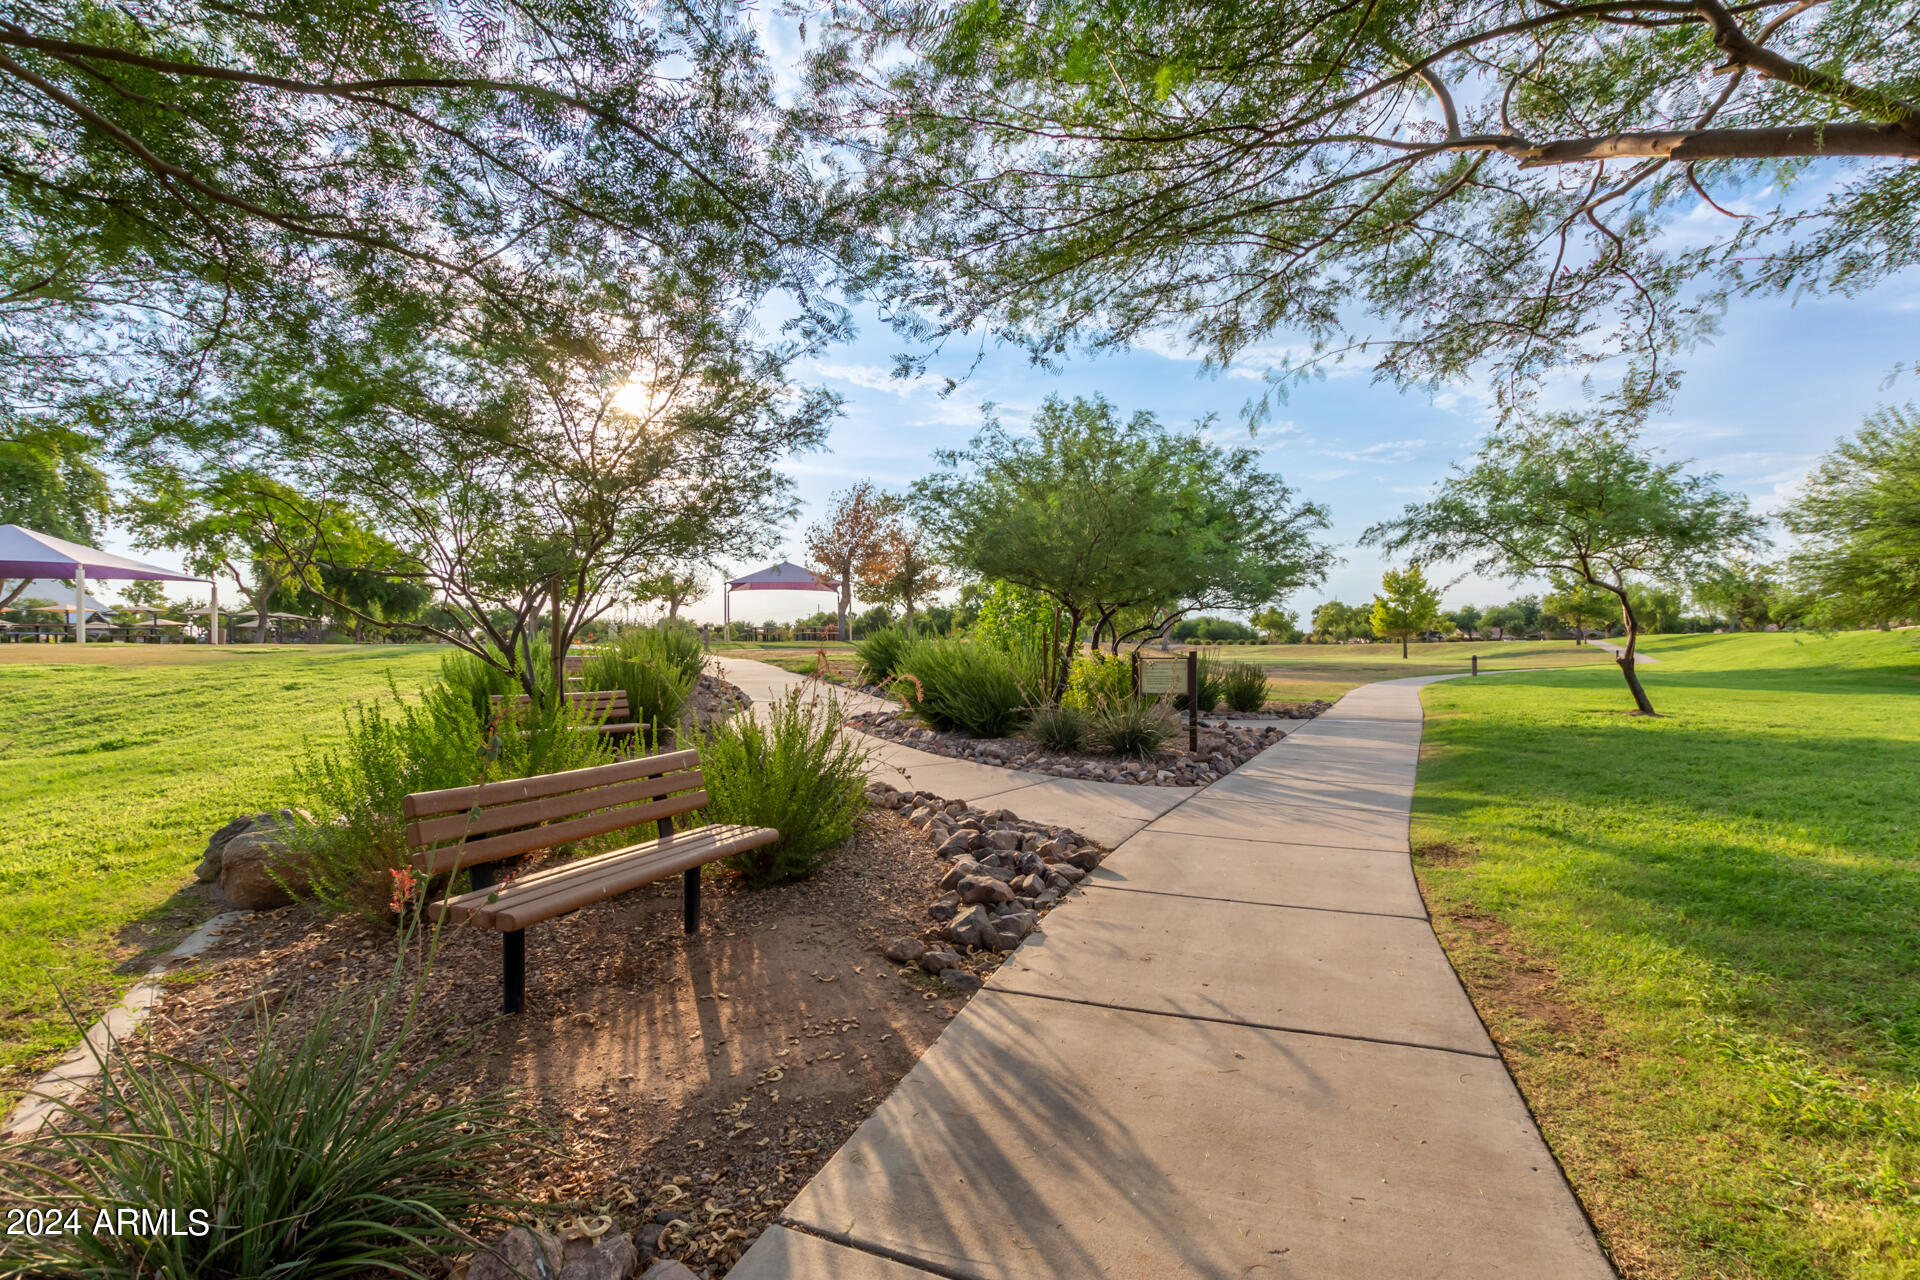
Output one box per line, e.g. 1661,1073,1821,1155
1783,405,1920,628
1364,417,1763,712
914,393,1331,693
812,0,1919,413
1370,564,1442,657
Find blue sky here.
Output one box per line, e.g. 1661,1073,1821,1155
690,266,1918,628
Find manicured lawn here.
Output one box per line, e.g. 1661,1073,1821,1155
1412,631,1920,1279
0,644,447,1100
713,639,861,681
1228,637,1611,700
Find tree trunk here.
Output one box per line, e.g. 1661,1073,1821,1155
668,597,681,621
1401,634,1408,659
1614,594,1658,716
1053,608,1084,706
837,572,851,640
548,583,566,705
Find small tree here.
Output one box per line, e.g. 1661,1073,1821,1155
1364,419,1763,715
1693,558,1780,631
1447,604,1481,639
1484,596,1542,639
861,521,948,627
1370,565,1442,659
805,483,902,639
1249,605,1301,643
1541,576,1619,643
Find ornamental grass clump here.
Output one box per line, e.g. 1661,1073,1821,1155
0,953,526,1280
856,625,912,683
1027,704,1090,753
894,638,1026,737
1220,660,1270,713
697,689,869,886
1087,696,1178,759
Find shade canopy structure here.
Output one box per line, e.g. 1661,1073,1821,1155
0,524,212,645
721,562,839,640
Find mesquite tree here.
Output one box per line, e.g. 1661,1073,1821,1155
810,0,1920,413
1363,418,1762,714
805,482,903,637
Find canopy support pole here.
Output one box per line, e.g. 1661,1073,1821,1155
209,582,219,645
723,586,730,642
74,566,85,646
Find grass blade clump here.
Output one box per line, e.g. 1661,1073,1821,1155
0,950,528,1280
894,638,1025,737
1027,704,1089,753
855,625,912,683
1087,697,1178,759
697,689,869,885
1220,660,1270,713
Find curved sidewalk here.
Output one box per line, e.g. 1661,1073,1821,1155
713,657,1195,848
732,674,1613,1279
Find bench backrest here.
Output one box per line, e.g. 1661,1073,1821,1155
489,689,628,718
401,749,705,875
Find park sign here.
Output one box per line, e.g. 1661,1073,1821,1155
1137,655,1182,695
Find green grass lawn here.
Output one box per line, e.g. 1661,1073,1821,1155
1412,631,1920,1279
1225,637,1612,700
0,644,446,1099
713,639,862,681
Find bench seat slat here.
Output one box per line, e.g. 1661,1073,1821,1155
433,824,780,932
405,768,702,846
409,790,709,874
402,749,698,821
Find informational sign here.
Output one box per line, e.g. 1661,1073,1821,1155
1138,656,1181,695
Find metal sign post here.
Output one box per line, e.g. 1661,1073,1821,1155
1186,649,1198,752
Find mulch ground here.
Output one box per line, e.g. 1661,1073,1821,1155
137,809,1008,1276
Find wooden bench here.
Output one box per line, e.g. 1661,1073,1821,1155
402,749,778,1013
490,689,638,738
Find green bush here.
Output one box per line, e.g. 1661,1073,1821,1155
895,638,1027,737
608,621,706,686
856,625,912,683
0,956,525,1279
294,679,611,923
1087,697,1178,759
438,645,526,725
583,651,693,751
1027,704,1089,753
697,690,869,886
1062,649,1136,711
1221,660,1270,713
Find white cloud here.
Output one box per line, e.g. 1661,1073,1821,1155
1317,438,1427,464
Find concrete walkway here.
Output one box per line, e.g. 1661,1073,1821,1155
713,657,1194,849
730,674,1613,1279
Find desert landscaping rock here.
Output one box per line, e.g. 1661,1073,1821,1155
937,968,984,993
194,814,255,882
467,1226,565,1280
918,948,962,974
849,706,1310,786
883,936,926,964
214,808,316,910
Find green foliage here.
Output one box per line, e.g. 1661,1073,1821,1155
1249,605,1302,643
915,395,1331,696
0,424,111,543
894,638,1028,738
584,624,706,748
1172,653,1225,712
1786,405,1920,628
1026,704,1090,753
970,579,1060,653
856,625,913,682
609,622,707,686
697,690,868,886
438,645,531,725
1370,564,1444,656
820,0,1917,416
1311,600,1373,641
1172,615,1257,642
294,677,611,923
1086,697,1177,760
0,954,525,1279
1542,575,1621,638
1062,649,1136,712
1220,661,1269,713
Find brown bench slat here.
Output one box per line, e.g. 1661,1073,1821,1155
409,790,709,874
403,749,698,821
433,824,778,932
490,689,625,709
405,768,703,846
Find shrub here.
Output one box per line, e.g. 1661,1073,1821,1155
0,957,525,1279
895,638,1027,737
438,645,525,725
294,679,610,923
1221,661,1270,713
1087,697,1178,759
609,621,706,686
856,625,912,683
583,651,693,751
697,690,869,885
1027,704,1089,753
1063,649,1136,711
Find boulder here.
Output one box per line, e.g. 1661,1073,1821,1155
217,809,314,911
998,909,1040,943
927,895,960,923
986,830,1023,851
938,968,984,993
946,905,1002,950
195,814,255,883
1009,874,1043,898
936,831,978,858
640,1262,701,1280
559,1232,637,1280
884,936,927,965
956,875,1015,905
1065,846,1104,871
939,859,982,891
468,1227,565,1280
919,948,963,974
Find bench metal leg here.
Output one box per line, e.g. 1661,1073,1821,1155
683,868,701,935
502,930,526,1014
